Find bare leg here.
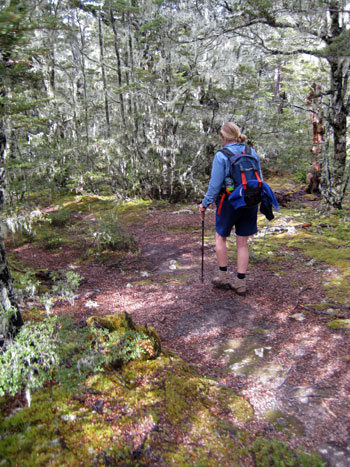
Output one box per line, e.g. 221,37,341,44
236,235,249,274
215,233,228,267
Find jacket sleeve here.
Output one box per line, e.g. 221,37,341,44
201,152,227,207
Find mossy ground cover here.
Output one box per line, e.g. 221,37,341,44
0,352,321,466
0,312,324,466
249,204,350,307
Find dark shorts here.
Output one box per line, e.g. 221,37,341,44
216,198,258,237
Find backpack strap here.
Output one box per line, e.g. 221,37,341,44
219,145,252,161
255,170,262,187
219,147,237,159
217,188,234,215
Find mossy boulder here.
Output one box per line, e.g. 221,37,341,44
87,312,136,333
86,312,161,368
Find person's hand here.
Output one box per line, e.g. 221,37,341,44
199,203,206,220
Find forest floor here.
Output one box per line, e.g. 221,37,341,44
4,188,350,466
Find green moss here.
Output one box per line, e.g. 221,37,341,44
85,373,117,392
326,319,350,330
264,409,304,435
324,277,350,306
87,312,136,333
249,327,268,335
133,279,153,286
165,372,210,423
157,272,191,285
213,385,253,422
306,302,335,311
0,347,320,466
252,438,324,466
48,209,72,227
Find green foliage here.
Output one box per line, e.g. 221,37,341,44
0,310,161,403
48,209,71,227
294,169,307,184
89,326,154,368
0,318,58,399
50,270,83,305
15,272,40,299
0,1,27,54
38,293,55,316
86,313,161,365
53,316,100,389
89,214,137,252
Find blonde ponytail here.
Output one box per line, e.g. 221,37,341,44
220,122,246,143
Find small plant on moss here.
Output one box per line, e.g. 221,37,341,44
38,293,55,316
51,270,83,305
42,233,67,250
54,317,157,389
15,272,40,299
90,326,153,369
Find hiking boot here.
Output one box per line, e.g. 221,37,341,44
232,277,247,296
212,270,232,289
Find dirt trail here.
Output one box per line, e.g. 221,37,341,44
14,204,350,465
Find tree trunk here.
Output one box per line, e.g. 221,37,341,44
0,120,23,344
273,62,287,114
98,9,111,138
110,9,126,129
321,4,350,208
78,21,89,148
306,82,324,194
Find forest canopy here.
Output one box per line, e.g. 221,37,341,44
0,0,348,207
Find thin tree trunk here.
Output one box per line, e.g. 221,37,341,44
110,9,126,129
98,9,111,139
128,23,139,138
78,21,89,148
306,82,324,193
273,62,287,114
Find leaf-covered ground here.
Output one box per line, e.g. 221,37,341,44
2,187,350,466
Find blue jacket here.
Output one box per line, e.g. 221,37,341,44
201,143,263,208
228,180,279,220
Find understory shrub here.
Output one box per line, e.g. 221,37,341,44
0,318,58,406
89,215,136,252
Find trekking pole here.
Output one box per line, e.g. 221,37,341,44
201,219,204,282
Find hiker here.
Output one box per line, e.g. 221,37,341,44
198,122,263,296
